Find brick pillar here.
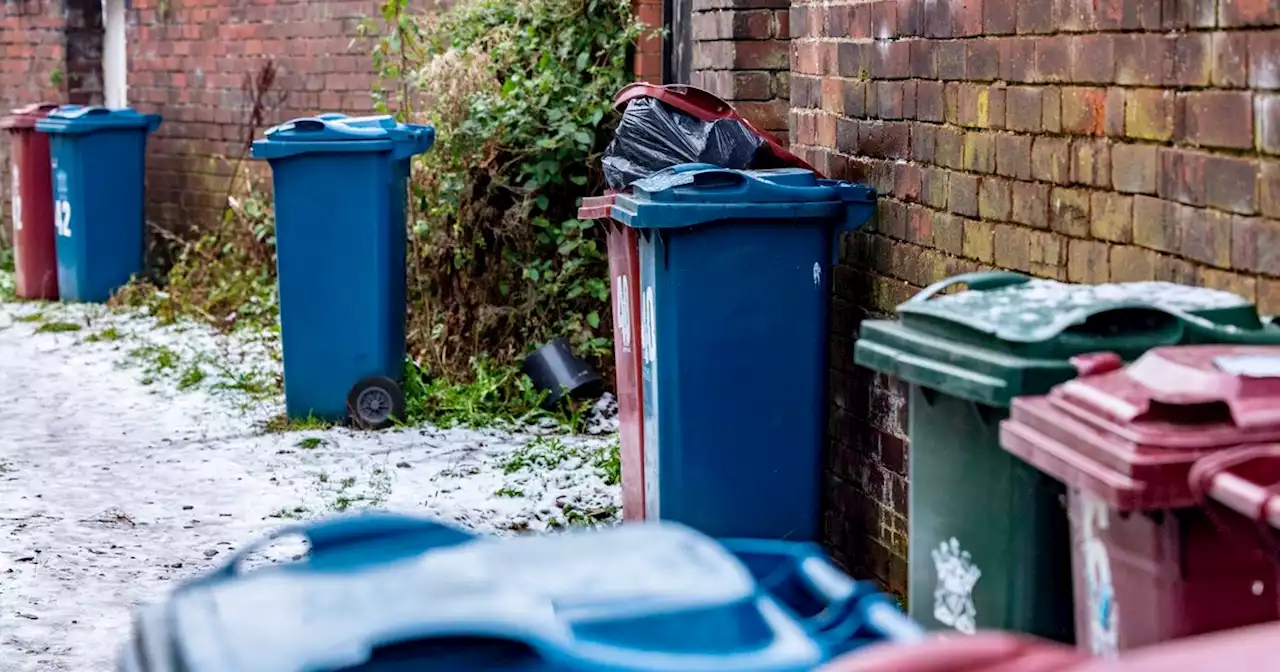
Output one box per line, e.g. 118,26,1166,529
690,0,790,137
633,0,664,81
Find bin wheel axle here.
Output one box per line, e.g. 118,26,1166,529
346,376,405,430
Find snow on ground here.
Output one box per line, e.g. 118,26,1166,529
0,295,620,671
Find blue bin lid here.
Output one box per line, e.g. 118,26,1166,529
612,165,877,231
34,105,162,135
154,520,869,671
251,113,436,161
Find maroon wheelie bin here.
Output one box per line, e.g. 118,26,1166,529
3,103,60,299
1000,345,1280,657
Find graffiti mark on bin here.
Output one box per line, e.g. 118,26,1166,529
1082,493,1119,658
10,164,21,232
813,261,821,287
933,537,981,635
615,274,633,352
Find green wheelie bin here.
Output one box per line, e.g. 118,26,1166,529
852,271,1280,643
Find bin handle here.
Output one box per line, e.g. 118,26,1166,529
1168,308,1280,345
288,118,328,132
194,512,471,583
722,541,925,651
1189,447,1280,559
903,271,1031,305
787,555,925,651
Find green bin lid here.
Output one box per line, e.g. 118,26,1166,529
855,271,1280,407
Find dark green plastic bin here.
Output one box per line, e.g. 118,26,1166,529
853,271,1280,643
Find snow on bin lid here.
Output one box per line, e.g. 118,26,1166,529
904,277,1252,344
1001,346,1280,511
0,102,57,130
252,113,435,161
33,105,161,134
167,523,822,671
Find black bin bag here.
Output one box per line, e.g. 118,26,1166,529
602,97,782,190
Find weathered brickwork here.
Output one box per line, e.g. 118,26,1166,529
0,0,102,245
691,0,792,136
4,0,657,237
792,0,1280,598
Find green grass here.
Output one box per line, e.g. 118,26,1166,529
177,364,207,390
499,436,621,486
128,344,181,374
495,486,524,498
268,505,310,520
403,356,591,432
263,413,334,433
14,313,45,323
295,437,326,450
35,321,82,333
84,326,123,342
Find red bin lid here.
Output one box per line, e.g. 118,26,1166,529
0,103,59,130
1001,345,1280,511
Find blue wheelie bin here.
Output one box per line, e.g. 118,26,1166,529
34,105,161,302
252,114,434,429
118,513,923,671
609,166,877,541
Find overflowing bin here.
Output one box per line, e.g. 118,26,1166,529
2,103,59,300
1001,345,1280,656
854,272,1280,642
34,105,161,302
607,166,876,540
119,513,923,671
584,84,815,522
252,114,434,428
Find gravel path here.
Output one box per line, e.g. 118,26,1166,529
0,299,620,671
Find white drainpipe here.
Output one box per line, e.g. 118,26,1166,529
102,0,128,109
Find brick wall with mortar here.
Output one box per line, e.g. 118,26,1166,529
0,0,102,246
691,0,792,137
790,0,1280,599
2,0,664,242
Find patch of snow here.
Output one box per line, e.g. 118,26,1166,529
917,279,1253,340
0,295,620,671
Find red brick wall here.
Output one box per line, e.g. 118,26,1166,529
791,0,1280,599
691,0,792,137
3,0,662,242
635,0,664,81
0,0,102,246
122,0,384,229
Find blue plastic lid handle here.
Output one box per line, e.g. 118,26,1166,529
188,512,474,586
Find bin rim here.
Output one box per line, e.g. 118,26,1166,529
252,113,435,161
0,102,58,130
610,166,876,231
34,105,162,135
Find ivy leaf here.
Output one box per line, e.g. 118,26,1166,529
587,311,600,329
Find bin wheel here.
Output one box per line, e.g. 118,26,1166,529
346,376,405,430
